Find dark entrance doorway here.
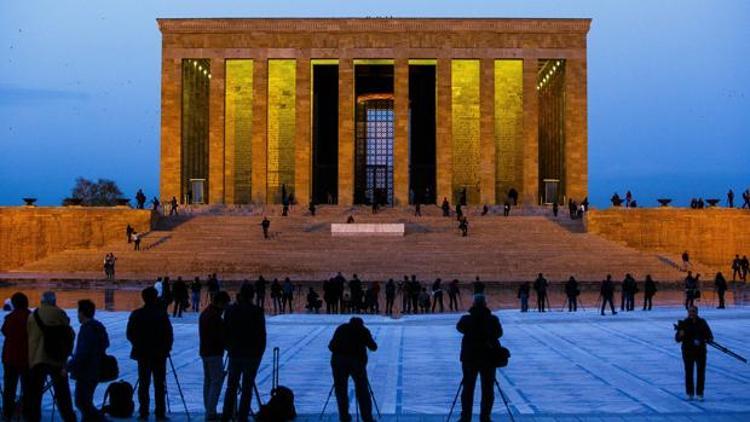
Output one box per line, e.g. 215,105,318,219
355,65,394,205
312,64,339,204
408,65,436,204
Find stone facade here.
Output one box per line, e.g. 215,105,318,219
158,18,591,206
585,208,750,268
0,207,155,271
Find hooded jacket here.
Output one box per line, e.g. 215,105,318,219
27,304,71,368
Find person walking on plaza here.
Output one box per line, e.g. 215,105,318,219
26,291,76,422
68,299,110,422
200,291,230,421
261,216,271,239
127,287,174,420
432,278,445,313
222,284,266,422
255,275,267,310
600,275,617,316
564,276,579,312
169,196,179,216
714,272,728,309
190,276,203,312
741,255,750,281
328,317,378,422
456,294,503,422
675,306,713,401
731,254,742,281
533,273,548,312
442,197,451,217
2,292,30,421
172,276,189,318
282,278,295,313
623,273,637,311
643,275,657,311
448,279,461,312
684,272,700,309
518,281,530,312
270,279,282,314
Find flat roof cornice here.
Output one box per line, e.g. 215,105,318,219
157,18,592,34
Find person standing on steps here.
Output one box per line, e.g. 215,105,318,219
533,273,548,312
261,216,271,239
600,275,617,316
169,196,179,216
675,306,713,401
564,276,579,312
552,201,559,217
643,275,657,311
458,216,469,237
442,197,451,217
714,272,728,309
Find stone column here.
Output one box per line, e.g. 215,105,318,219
208,59,226,204
479,58,496,205
251,59,268,204
393,58,409,206
338,59,354,205
436,58,453,204
295,57,312,206
160,57,182,204
521,58,539,205
564,58,588,202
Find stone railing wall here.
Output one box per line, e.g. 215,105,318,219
585,208,750,269
0,207,156,271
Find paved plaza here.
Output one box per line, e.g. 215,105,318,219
16,306,750,421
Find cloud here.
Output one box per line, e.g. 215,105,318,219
0,85,89,106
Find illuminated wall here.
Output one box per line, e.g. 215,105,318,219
451,60,480,203
267,59,296,203
225,60,253,204
494,60,523,203
181,59,211,203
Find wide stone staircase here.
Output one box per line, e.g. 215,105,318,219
10,205,707,283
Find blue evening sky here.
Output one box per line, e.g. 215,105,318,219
1,0,748,207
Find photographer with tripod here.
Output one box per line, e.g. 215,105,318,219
127,286,174,420
327,317,378,422
675,306,713,401
456,294,503,422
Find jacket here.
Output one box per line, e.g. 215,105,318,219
199,304,226,357
328,320,377,364
27,304,71,368
68,318,109,381
457,306,503,366
675,317,713,354
126,303,173,360
224,302,266,359
2,308,30,369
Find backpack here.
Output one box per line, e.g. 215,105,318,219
99,354,119,382
256,347,296,421
101,380,135,418
33,310,75,362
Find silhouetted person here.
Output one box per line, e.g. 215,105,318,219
151,197,160,211
126,224,134,243
169,196,178,216
727,189,734,208
346,215,355,224
385,279,396,315
2,292,30,421
611,192,622,207
68,299,109,422
172,276,189,317
255,276,267,309
410,275,421,313
675,306,713,401
741,255,749,281
127,287,173,420
448,279,461,312
191,277,202,312
456,295,503,422
282,278,294,313
481,204,489,216
622,273,637,311
518,281,530,312
503,201,511,217
458,216,469,237
533,273,548,312
442,197,450,217
564,276,579,312
136,189,146,209
714,272,727,309
552,201,559,217
731,254,742,281
222,284,266,422
681,251,691,272
684,271,699,309
472,276,485,295
200,291,230,420
26,291,76,422
743,189,750,209
508,188,518,206
600,275,617,315
625,190,633,208
306,287,322,313
133,231,141,251
329,317,377,422
643,275,657,311
261,216,270,239
415,202,421,217
431,279,444,312
270,279,282,314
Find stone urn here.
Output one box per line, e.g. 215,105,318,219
706,199,720,207
115,198,131,207
22,197,37,206
657,198,672,207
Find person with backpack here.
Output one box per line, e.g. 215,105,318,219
26,291,77,422
222,284,266,422
328,317,378,422
68,299,110,422
200,291,230,421
126,287,174,420
2,292,30,421
456,294,503,422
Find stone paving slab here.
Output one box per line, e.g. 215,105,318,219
17,306,750,421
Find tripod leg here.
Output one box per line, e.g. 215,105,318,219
494,379,515,422
168,355,191,421
446,380,462,422
366,378,381,418
319,384,335,420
